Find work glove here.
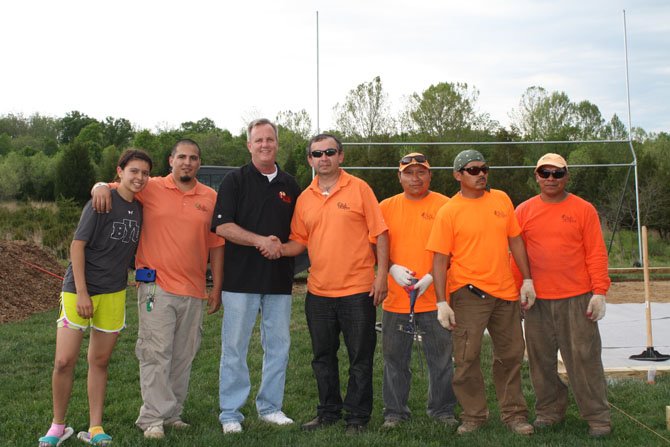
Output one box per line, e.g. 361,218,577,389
389,264,415,287
520,279,536,310
413,273,433,297
436,301,456,330
586,294,606,321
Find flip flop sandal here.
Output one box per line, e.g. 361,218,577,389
38,427,74,447
77,431,112,446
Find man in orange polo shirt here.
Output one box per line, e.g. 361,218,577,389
281,133,389,435
91,139,224,440
378,152,457,430
426,149,536,436
514,153,611,437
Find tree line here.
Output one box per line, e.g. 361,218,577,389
1,77,668,239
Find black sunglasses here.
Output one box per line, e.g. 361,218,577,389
460,165,489,176
310,148,340,158
537,168,567,179
400,154,427,164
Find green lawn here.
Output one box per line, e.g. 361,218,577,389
1,288,669,447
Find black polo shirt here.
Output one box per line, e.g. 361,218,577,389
211,162,301,294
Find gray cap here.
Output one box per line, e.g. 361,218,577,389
453,149,486,171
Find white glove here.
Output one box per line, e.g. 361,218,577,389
436,301,456,330
413,273,433,297
389,264,415,287
520,279,536,310
586,294,606,321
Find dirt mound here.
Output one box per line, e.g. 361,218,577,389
0,240,65,323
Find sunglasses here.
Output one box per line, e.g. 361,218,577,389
537,168,567,179
460,165,489,176
400,154,427,164
310,148,340,158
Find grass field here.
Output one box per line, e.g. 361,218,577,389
1,288,669,447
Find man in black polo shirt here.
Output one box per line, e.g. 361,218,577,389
211,118,301,434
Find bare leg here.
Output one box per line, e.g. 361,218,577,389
87,329,119,427
52,327,85,423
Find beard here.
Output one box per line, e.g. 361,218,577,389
179,175,193,183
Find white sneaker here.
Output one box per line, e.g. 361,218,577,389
221,421,243,434
260,411,294,425
144,424,165,439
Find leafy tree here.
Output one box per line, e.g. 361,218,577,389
96,145,121,182
54,140,96,204
180,118,220,134
276,109,312,139
510,87,577,141
58,110,97,144
404,82,496,138
102,116,134,148
333,76,395,138
0,134,10,156
0,152,26,199
76,122,106,163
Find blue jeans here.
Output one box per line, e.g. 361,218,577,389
382,310,457,420
305,292,377,425
218,292,292,423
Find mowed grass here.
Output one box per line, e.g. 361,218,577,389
1,287,669,447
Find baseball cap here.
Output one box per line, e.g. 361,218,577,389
535,153,568,172
453,149,485,172
399,152,431,172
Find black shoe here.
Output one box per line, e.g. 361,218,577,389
345,423,366,435
301,416,339,431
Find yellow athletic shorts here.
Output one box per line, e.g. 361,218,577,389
57,290,126,332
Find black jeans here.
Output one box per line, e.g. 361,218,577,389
305,291,377,425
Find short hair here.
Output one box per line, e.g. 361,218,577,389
306,133,343,156
247,118,279,141
171,138,201,157
118,148,153,171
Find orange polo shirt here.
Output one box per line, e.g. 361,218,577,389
513,193,610,298
132,175,224,298
426,189,521,301
379,191,449,313
290,169,388,297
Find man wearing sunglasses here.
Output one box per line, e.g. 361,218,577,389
514,153,611,437
212,118,301,434
377,153,458,430
281,133,389,435
426,149,536,436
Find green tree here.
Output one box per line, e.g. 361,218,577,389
180,118,220,134
96,145,121,182
58,110,97,144
0,152,26,199
276,109,312,139
76,122,106,163
333,76,395,138
102,116,134,148
404,82,496,138
54,140,96,204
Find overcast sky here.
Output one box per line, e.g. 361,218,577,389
1,0,668,136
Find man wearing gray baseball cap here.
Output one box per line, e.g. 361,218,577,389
426,149,536,436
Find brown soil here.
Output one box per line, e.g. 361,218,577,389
0,240,668,324
0,240,65,323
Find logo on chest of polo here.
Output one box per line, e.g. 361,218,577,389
493,210,507,218
337,202,350,210
194,202,209,212
421,211,435,221
279,191,292,204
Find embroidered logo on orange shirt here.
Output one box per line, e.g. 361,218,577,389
493,210,507,218
195,202,209,212
561,214,577,223
337,202,351,210
421,211,435,220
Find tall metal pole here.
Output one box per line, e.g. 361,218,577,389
316,10,320,134
623,9,643,264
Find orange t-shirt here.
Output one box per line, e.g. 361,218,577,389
133,175,224,298
290,170,388,297
426,189,521,301
513,194,610,299
379,191,449,313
